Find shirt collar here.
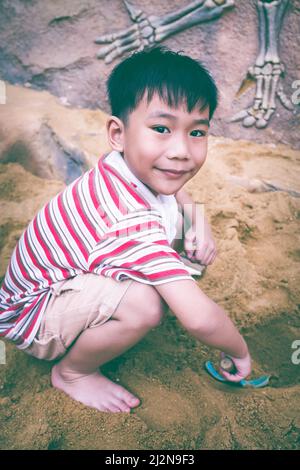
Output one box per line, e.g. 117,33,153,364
102,150,179,244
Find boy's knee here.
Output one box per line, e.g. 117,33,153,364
134,284,165,329
114,282,165,329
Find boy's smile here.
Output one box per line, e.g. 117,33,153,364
109,94,209,197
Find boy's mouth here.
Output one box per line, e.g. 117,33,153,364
155,167,189,177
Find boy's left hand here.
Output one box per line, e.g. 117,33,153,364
184,218,217,266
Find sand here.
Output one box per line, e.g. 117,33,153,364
0,136,299,450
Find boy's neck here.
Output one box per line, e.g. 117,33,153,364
117,151,161,198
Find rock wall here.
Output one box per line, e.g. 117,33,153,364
0,83,108,183
0,0,299,149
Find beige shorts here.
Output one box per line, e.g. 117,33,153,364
25,273,133,361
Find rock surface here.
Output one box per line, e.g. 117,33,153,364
0,82,108,183
0,0,299,148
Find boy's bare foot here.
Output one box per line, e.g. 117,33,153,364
51,364,140,413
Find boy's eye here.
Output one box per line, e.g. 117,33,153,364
190,129,206,137
151,126,206,137
152,126,169,134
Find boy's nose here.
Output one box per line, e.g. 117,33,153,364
166,137,190,161
166,152,189,163
166,145,189,161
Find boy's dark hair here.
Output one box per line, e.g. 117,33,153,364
107,45,218,125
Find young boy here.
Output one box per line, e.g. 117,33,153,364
0,46,251,413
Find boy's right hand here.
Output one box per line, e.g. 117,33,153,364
219,351,252,383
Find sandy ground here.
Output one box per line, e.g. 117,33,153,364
0,134,300,450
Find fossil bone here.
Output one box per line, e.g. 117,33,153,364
95,0,235,64
94,0,295,131
230,0,294,129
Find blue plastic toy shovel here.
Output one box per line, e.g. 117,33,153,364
205,361,270,388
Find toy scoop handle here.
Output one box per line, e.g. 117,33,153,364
220,356,237,374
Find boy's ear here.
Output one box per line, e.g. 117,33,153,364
106,115,125,153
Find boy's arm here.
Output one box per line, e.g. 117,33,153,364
156,279,251,380
175,188,217,265
175,187,200,226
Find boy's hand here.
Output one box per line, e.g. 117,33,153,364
218,351,252,383
184,218,217,266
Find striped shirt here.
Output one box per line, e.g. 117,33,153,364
0,151,195,350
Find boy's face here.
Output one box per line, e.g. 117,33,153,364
117,93,209,196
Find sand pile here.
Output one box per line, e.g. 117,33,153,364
0,85,299,450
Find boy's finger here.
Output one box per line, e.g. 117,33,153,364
186,248,195,258
219,370,243,383
194,252,206,264
185,249,195,258
207,252,217,266
184,239,198,256
208,254,216,265
195,246,209,264
203,253,214,265
205,247,217,265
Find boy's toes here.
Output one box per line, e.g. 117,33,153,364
113,385,140,408
129,397,140,407
118,401,132,413
106,402,123,413
125,395,140,408
110,397,131,413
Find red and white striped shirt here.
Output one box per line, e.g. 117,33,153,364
0,151,195,350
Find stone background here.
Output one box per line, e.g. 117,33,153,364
0,0,299,146
0,2,300,450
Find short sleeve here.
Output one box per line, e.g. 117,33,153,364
88,208,195,285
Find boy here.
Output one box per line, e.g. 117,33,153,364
0,46,251,413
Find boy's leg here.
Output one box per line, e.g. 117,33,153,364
52,280,165,413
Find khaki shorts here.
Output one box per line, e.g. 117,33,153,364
25,273,133,361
